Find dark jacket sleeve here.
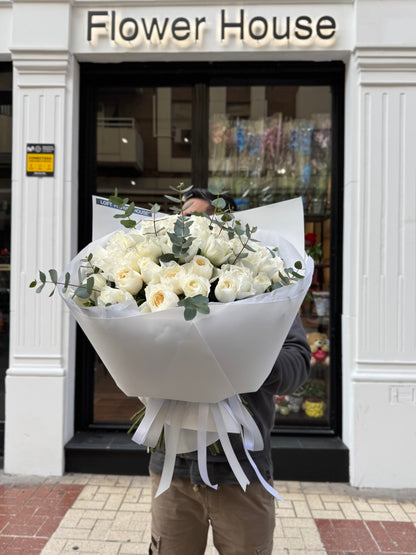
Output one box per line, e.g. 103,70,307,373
261,313,311,396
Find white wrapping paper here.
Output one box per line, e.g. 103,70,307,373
60,197,313,496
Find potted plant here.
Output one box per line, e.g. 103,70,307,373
288,385,305,413
302,380,326,418
277,399,290,416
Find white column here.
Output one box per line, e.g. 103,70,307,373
344,47,416,488
5,1,79,475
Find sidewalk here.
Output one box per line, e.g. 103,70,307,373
0,472,415,555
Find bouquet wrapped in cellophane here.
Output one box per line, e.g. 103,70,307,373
31,187,313,497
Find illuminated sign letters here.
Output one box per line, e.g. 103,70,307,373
87,9,337,48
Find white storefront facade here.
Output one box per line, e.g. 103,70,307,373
0,0,415,488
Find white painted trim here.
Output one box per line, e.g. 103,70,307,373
72,0,354,5
7,367,66,377
352,372,416,384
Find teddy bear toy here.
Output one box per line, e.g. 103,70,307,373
307,332,330,366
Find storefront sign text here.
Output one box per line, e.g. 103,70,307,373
87,10,337,49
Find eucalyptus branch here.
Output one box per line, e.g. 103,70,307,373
231,223,257,265
29,270,99,300
149,203,161,236
109,188,137,229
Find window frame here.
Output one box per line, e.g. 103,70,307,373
77,61,344,438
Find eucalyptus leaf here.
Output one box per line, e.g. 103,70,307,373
184,306,197,321
159,253,177,263
120,219,136,228
74,286,91,299
208,182,224,195
39,271,46,284
49,269,58,283
124,202,135,217
85,276,94,296
212,197,226,210
165,195,181,204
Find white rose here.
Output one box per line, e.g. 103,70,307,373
181,273,211,298
159,262,185,295
145,284,179,312
91,246,115,277
107,230,137,251
139,258,162,284
252,272,272,295
185,255,213,280
121,249,141,273
271,267,290,285
65,286,90,307
127,229,146,244
135,237,163,262
201,235,232,266
220,265,255,299
189,216,212,245
214,273,239,303
97,286,134,306
82,272,107,290
138,301,151,314
257,250,285,279
114,267,143,295
77,273,107,303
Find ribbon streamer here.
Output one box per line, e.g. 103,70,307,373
132,396,284,501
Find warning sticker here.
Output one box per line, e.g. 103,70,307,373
26,144,55,176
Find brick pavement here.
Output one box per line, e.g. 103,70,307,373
0,472,415,554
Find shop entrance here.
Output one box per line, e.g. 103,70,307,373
69,61,348,481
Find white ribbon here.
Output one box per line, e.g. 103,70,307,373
132,396,284,501
198,403,218,490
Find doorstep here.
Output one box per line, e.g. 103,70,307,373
65,431,349,482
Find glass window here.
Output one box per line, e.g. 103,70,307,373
208,85,332,427
93,86,193,423
81,63,343,435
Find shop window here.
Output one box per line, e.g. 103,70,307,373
77,62,343,438
208,86,333,428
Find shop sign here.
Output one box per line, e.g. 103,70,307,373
26,144,55,177
87,9,337,49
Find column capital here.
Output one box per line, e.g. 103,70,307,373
353,46,416,85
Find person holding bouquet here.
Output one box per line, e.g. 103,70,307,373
148,190,311,555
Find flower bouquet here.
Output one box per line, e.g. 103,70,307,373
31,185,313,497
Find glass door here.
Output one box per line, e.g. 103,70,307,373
207,85,334,428
93,85,193,423
77,62,343,438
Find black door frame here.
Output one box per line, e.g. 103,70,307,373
76,60,345,439
0,63,13,461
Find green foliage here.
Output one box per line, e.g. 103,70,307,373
109,188,138,229
29,256,99,303
178,294,210,321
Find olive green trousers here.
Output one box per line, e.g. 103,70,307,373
149,471,275,555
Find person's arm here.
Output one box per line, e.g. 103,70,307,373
261,314,311,396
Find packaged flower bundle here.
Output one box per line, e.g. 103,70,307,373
31,185,313,497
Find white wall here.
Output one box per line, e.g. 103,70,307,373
344,0,416,487
4,0,79,475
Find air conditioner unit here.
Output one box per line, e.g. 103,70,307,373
97,117,144,172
